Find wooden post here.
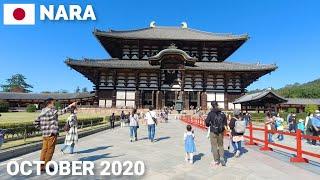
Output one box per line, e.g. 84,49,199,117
290,130,309,163
260,125,272,151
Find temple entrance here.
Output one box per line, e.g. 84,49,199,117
164,91,176,108
189,91,198,108
142,91,153,108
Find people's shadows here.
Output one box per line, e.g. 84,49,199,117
224,150,234,163
139,137,149,141
193,153,204,163
156,136,170,142
78,153,125,161
77,146,113,154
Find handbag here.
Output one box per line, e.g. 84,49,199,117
63,121,70,132
149,112,157,125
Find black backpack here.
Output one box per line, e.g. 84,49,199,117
210,112,225,134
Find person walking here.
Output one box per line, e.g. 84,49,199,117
145,106,157,142
184,125,196,164
34,98,76,172
120,111,126,128
129,109,139,142
110,113,115,129
265,112,275,143
311,110,320,145
228,109,245,158
205,101,227,167
305,113,314,143
288,113,297,133
297,119,305,135
61,106,78,154
275,113,284,141
0,129,5,150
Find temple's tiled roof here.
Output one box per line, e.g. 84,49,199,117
65,59,277,72
94,26,248,41
284,98,320,105
0,92,94,100
233,90,287,104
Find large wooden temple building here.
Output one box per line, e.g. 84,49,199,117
66,22,277,110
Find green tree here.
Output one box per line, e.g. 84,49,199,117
305,104,318,114
82,87,88,92
75,86,80,93
26,104,37,112
1,74,33,93
0,100,9,112
54,101,62,110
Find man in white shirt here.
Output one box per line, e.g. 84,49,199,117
145,106,157,142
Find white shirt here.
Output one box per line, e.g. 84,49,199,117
184,131,195,140
145,110,157,125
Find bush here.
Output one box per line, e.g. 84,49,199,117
26,104,37,112
287,108,297,113
305,104,318,114
54,101,62,110
0,100,9,112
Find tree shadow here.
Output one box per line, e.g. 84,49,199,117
193,153,204,163
156,136,170,142
78,153,125,161
77,146,113,154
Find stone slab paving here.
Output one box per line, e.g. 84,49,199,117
0,119,319,180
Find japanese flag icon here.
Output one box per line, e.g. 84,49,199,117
3,4,35,25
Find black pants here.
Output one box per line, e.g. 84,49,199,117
110,121,115,129
312,129,319,145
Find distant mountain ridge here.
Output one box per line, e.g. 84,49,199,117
249,78,320,98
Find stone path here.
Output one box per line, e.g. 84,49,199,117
0,119,319,179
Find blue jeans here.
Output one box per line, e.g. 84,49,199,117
268,133,273,142
0,138,3,149
277,134,284,141
148,124,155,141
130,126,138,139
232,140,242,152
61,143,75,154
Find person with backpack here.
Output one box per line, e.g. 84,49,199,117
305,113,314,143
311,110,320,145
145,106,157,142
288,113,297,133
205,101,227,167
61,106,78,154
228,109,245,158
129,109,139,142
184,125,196,164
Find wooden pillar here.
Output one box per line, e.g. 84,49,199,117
156,91,163,110
200,92,207,110
197,91,201,108
151,90,155,108
135,91,140,109
184,91,189,110
112,90,116,108
162,91,166,108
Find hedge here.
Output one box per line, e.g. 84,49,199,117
0,100,9,112
26,104,37,112
0,117,104,141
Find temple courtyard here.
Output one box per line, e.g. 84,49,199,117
0,117,319,180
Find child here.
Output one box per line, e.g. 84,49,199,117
184,125,196,164
297,119,305,134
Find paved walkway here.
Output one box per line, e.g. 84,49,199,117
0,119,319,179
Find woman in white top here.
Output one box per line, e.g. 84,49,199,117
145,106,157,142
129,109,139,142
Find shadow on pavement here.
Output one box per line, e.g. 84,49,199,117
78,153,125,161
156,136,170,142
194,153,205,163
77,146,113,154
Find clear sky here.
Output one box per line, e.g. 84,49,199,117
1,0,319,93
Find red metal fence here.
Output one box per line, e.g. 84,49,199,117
180,115,320,163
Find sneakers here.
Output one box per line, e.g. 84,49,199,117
189,159,193,164
210,161,220,167
185,157,189,162
220,158,226,166
235,150,240,158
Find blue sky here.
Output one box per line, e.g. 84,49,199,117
0,0,319,93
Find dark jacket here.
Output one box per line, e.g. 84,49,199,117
205,108,227,133
229,117,244,136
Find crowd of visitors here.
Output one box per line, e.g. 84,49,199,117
263,110,320,145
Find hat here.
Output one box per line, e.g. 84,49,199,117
315,110,320,114
233,109,241,116
298,119,304,123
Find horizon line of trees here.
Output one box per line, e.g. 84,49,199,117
1,74,90,94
